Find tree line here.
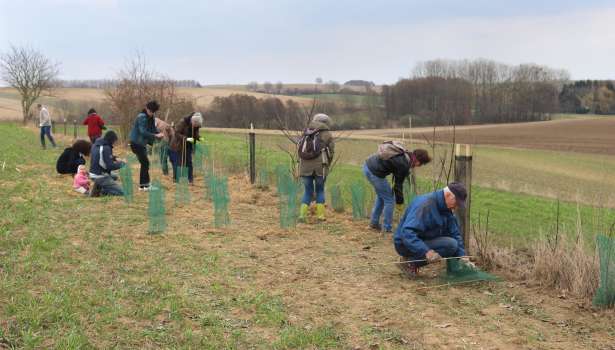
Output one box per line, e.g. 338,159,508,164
382,59,570,125
559,80,615,114
205,94,343,130
59,79,202,89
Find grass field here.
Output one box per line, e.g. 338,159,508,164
0,87,312,121
2,123,615,349
296,94,383,106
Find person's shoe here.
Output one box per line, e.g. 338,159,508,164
368,222,382,231
298,203,309,222
316,203,326,221
398,257,419,279
89,182,101,197
139,185,159,192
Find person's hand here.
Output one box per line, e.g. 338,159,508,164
155,133,164,139
186,137,194,143
426,250,442,263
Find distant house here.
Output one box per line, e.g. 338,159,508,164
343,80,375,88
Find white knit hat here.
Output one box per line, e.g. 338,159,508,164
312,113,331,127
191,112,203,126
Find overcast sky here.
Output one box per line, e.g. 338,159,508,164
1,0,614,85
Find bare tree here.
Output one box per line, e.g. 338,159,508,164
0,46,59,124
315,77,323,92
105,52,194,142
275,81,284,94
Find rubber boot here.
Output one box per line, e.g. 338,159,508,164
316,203,326,221
299,203,309,222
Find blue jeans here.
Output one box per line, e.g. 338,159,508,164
395,236,462,267
40,126,56,148
363,164,394,231
169,150,193,183
93,174,124,196
301,175,325,204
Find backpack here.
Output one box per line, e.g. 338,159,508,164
377,140,410,162
297,128,324,160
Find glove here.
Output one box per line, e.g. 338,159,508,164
199,136,205,142
461,257,476,269
426,250,442,263
186,137,194,143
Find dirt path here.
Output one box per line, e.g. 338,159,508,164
164,174,615,349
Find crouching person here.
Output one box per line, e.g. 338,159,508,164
89,130,126,197
393,182,468,278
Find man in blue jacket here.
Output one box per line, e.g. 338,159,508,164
393,182,468,278
89,130,126,196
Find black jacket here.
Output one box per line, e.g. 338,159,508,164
56,148,86,175
365,153,411,204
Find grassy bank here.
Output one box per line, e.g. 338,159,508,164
2,123,614,348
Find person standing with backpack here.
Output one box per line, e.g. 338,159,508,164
298,113,335,222
129,100,164,191
363,142,431,233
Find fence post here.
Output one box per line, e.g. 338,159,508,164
73,120,77,138
249,123,256,184
454,144,472,253
51,120,56,134
63,119,67,136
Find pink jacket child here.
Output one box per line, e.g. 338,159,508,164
73,165,90,195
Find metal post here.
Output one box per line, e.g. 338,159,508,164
249,123,256,184
454,144,472,253
73,120,77,138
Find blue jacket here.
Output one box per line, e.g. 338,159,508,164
129,112,158,146
89,137,124,177
393,190,465,257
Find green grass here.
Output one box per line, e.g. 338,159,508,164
2,123,615,348
0,123,348,348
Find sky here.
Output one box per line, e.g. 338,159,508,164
1,0,614,85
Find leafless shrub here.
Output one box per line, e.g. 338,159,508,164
0,45,59,124
104,52,195,142
530,202,599,299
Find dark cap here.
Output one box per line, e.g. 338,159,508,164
103,130,118,145
447,182,467,208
